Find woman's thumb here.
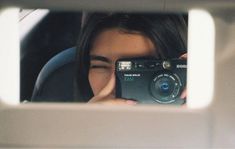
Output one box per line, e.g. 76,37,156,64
98,73,115,97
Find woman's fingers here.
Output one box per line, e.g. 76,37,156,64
88,72,116,103
179,53,187,60
98,72,116,97
88,72,137,105
179,53,187,101
99,98,137,105
180,88,187,99
89,96,137,105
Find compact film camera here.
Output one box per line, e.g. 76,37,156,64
115,57,187,105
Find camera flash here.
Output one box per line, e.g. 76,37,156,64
118,61,132,71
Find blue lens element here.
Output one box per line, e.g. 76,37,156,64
160,82,169,92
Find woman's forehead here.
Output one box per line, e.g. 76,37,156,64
90,28,156,60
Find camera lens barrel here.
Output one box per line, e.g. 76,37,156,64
150,72,182,104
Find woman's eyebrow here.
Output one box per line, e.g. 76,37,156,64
90,55,111,63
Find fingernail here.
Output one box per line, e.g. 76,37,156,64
126,100,137,105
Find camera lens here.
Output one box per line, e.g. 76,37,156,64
160,82,170,92
154,77,174,97
150,73,182,103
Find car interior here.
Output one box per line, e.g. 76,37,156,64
31,46,76,102
20,10,81,102
1,0,235,148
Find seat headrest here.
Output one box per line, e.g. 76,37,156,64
31,47,76,102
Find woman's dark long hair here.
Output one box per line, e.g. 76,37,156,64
74,13,187,102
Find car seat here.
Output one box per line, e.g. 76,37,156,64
31,47,76,102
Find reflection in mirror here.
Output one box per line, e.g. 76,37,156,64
20,10,188,106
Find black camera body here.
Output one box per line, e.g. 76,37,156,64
115,57,187,105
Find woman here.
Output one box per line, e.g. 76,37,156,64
75,13,187,105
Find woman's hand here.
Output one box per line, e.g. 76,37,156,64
88,73,137,105
179,53,187,100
